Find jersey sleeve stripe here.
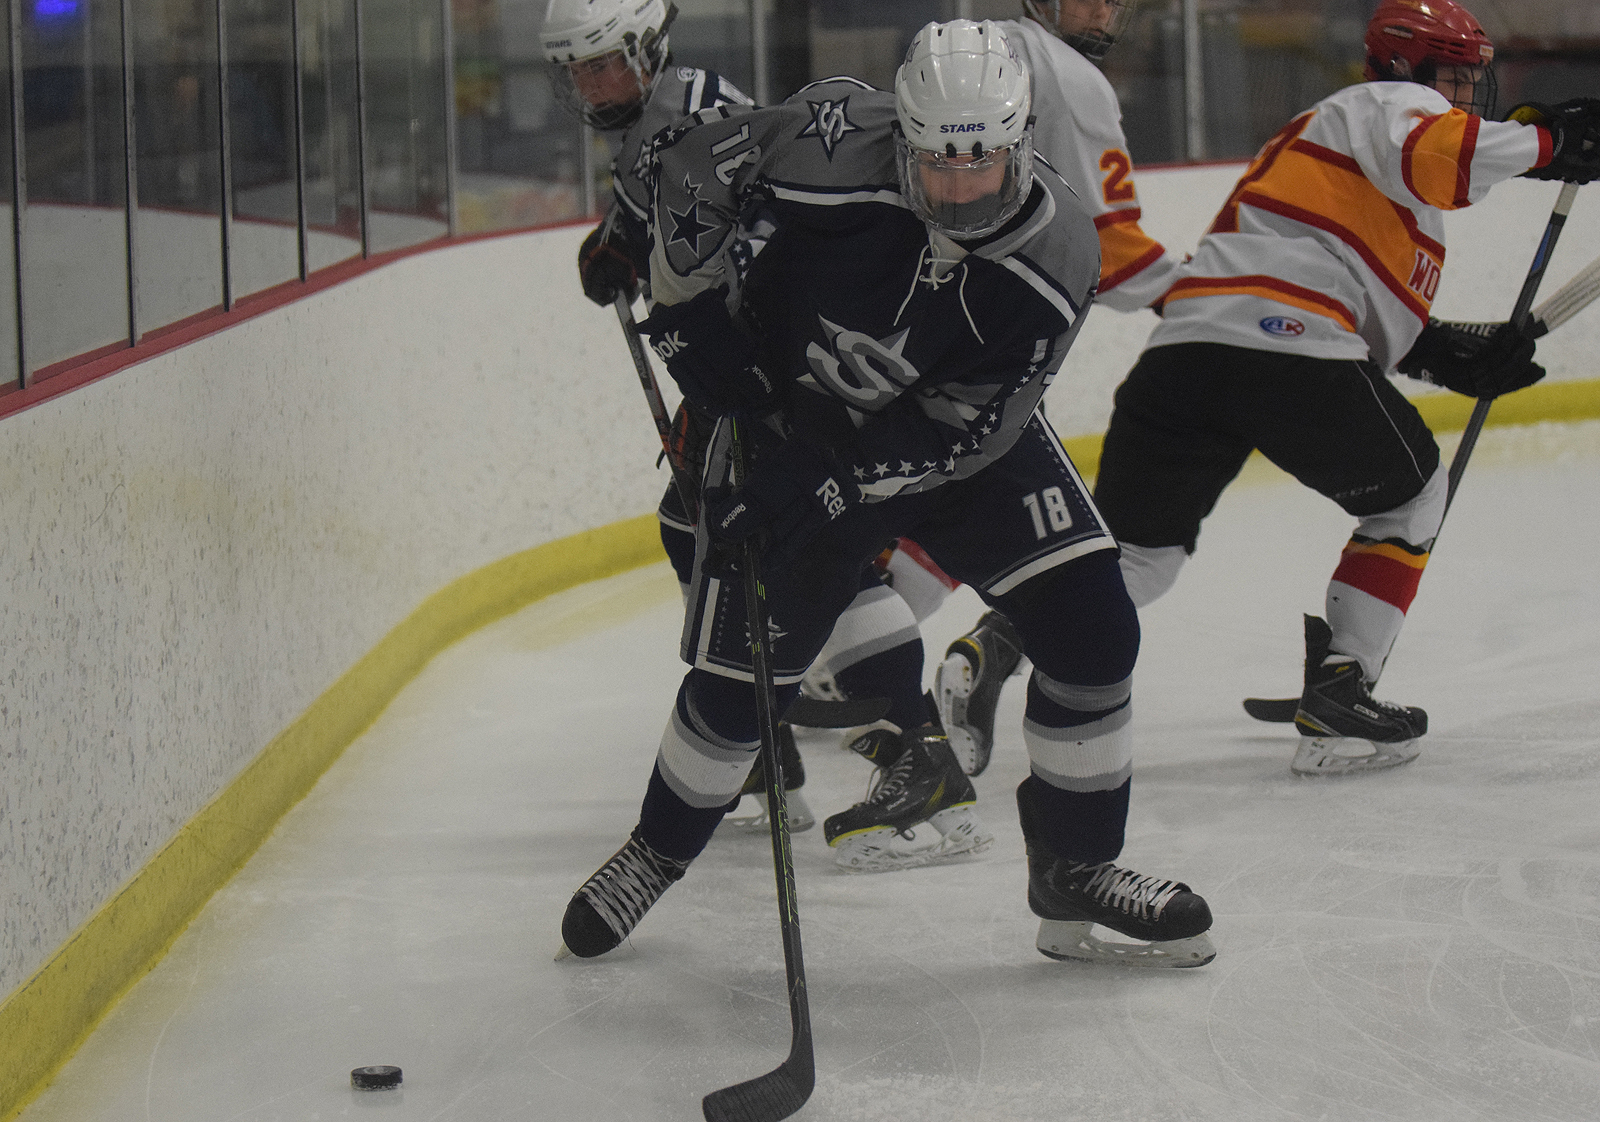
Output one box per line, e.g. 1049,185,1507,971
1001,254,1083,321
1092,207,1144,231
1454,114,1480,208
1098,239,1166,294
1163,274,1359,333
1400,111,1475,210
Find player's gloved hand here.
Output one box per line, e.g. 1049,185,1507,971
1398,318,1545,399
1511,99,1600,184
665,399,717,484
576,218,640,306
638,288,782,416
702,435,859,570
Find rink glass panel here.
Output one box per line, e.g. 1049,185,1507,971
132,0,225,336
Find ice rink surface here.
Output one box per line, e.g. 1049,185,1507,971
22,421,1600,1122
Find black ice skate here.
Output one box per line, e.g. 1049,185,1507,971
725,721,816,833
823,724,993,873
1292,615,1426,776
934,609,1025,776
557,828,689,959
1019,786,1215,968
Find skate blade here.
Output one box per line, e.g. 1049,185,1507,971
1291,736,1421,776
830,804,994,873
724,790,817,833
935,655,984,776
1035,920,1216,969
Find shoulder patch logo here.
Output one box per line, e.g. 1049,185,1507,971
798,97,862,160
665,177,719,256
1259,316,1305,337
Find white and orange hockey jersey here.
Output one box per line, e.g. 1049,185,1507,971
1149,80,1550,372
1004,18,1183,312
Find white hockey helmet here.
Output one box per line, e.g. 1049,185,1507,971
894,20,1035,239
1023,0,1136,63
541,0,675,129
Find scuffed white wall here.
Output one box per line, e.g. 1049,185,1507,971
0,224,661,997
3,163,1597,1000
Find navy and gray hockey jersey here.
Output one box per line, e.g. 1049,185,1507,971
602,66,752,282
648,78,1101,500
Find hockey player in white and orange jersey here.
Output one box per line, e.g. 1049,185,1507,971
1092,0,1600,775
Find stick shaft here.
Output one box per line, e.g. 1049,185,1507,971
614,294,701,524
701,419,815,1122
1446,181,1580,509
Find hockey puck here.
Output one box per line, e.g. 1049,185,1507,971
350,1065,403,1090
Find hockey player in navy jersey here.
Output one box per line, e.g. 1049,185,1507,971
559,20,1216,969
543,0,749,592
1091,0,1600,774
795,0,1192,782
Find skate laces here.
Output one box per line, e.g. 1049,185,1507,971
1080,863,1183,921
580,835,687,941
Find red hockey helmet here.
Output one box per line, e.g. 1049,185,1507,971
1364,0,1496,116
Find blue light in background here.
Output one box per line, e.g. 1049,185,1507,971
35,0,81,21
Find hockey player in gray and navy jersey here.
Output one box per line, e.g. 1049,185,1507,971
542,0,751,583
559,20,1216,969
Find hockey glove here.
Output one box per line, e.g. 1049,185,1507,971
577,217,641,306
638,288,783,416
702,436,859,571
1397,319,1545,399
1511,99,1600,185
665,399,717,483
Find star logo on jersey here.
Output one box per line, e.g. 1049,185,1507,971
800,318,922,412
798,97,861,160
665,180,719,257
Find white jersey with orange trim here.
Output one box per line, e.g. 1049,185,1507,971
1003,17,1182,312
1148,80,1549,372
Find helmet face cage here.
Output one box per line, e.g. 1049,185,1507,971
543,0,672,129
550,50,657,130
1023,0,1135,63
895,126,1036,239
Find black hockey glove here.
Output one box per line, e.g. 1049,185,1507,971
1511,99,1600,185
664,399,717,484
638,288,782,416
702,436,859,571
576,217,641,306
1397,318,1545,399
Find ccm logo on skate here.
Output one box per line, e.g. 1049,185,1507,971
1259,316,1305,337
815,477,847,518
651,332,686,359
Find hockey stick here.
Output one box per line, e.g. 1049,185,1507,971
1445,180,1580,507
1244,181,1583,724
1529,249,1600,336
615,292,702,525
702,418,815,1122
1428,250,1600,342
782,693,891,728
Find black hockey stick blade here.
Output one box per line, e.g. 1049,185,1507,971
1242,697,1300,723
781,693,891,728
702,1041,815,1122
